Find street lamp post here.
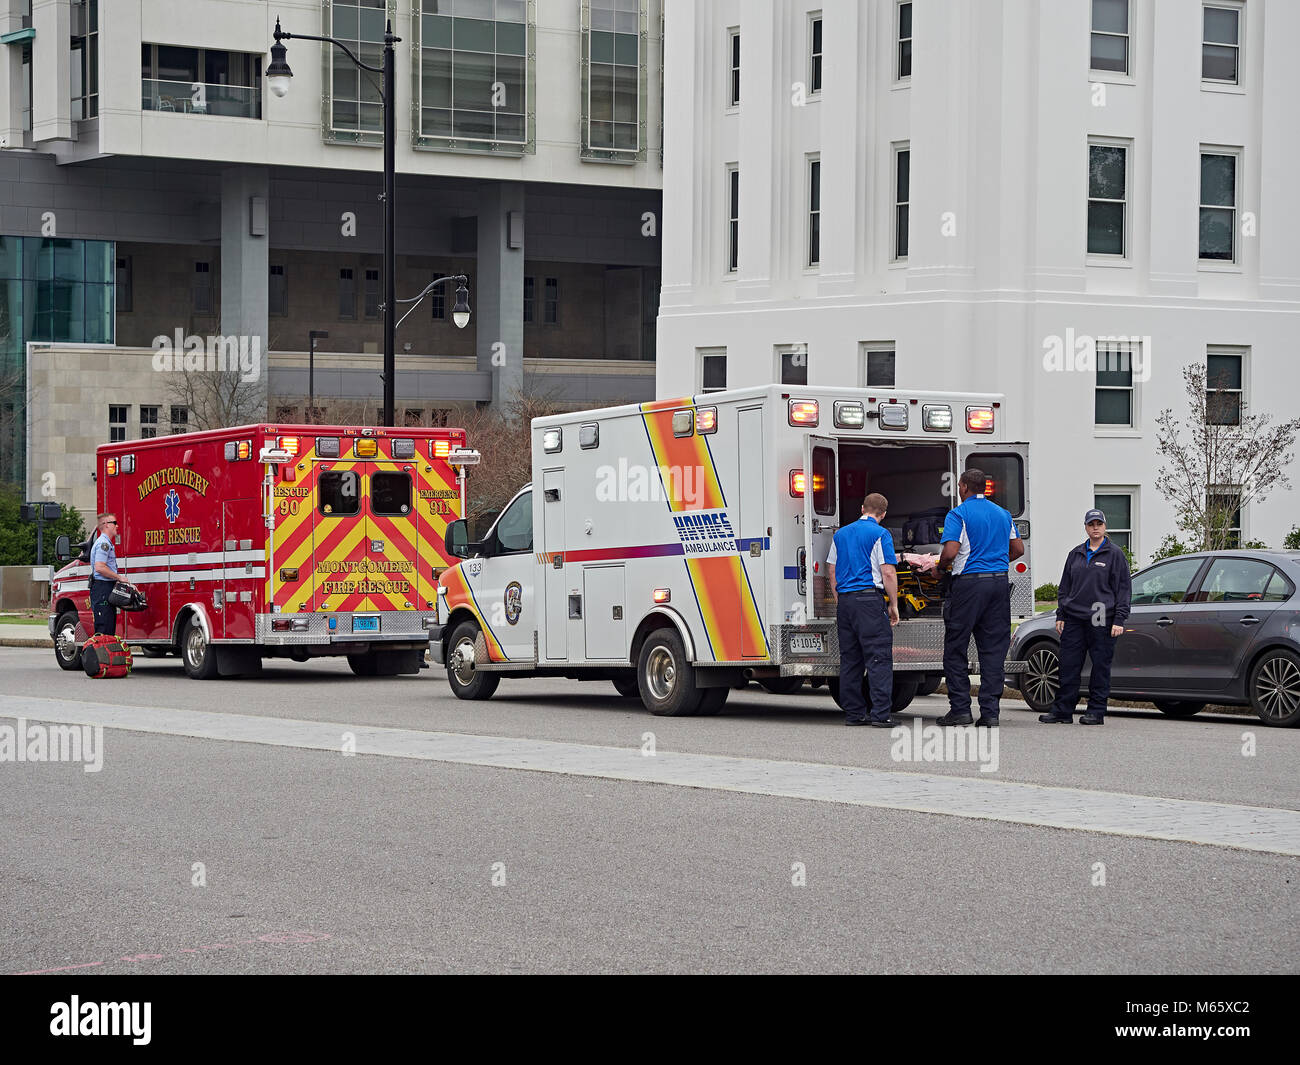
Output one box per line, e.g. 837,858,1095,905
268,17,402,426
308,329,329,422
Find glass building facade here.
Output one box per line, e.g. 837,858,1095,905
0,236,115,483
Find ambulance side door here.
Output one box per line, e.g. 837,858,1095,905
802,436,840,620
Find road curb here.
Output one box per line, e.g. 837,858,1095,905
0,638,51,648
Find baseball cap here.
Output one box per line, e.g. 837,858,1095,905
1084,509,1106,524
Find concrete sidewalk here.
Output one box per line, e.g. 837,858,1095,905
0,622,51,648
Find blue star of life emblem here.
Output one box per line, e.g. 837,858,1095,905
164,488,181,523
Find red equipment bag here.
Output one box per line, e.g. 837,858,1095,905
82,634,133,679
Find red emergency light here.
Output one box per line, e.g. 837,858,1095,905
434,439,451,458
790,471,806,497
653,588,671,603
788,400,819,426
277,435,300,456
966,407,994,433
985,478,995,496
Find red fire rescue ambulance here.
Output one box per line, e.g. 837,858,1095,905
49,423,471,679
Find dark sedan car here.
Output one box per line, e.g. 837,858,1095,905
1009,549,1300,726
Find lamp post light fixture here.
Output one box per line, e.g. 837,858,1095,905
308,330,329,423
395,273,473,330
268,17,405,426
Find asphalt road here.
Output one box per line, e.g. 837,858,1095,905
2,646,1297,974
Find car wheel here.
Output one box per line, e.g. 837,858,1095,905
637,628,703,716
1153,700,1206,718
757,676,804,695
446,620,500,701
1019,641,1060,713
1248,649,1300,727
916,673,943,697
53,609,83,671
612,675,640,698
181,616,219,680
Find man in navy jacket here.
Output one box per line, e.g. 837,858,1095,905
1040,509,1132,725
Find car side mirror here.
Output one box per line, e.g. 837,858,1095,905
445,519,470,559
54,534,72,562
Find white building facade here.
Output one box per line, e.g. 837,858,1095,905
657,0,1300,568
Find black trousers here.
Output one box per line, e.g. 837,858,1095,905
1053,615,1118,719
943,575,1011,718
89,580,117,637
836,590,894,722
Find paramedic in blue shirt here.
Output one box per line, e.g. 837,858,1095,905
828,492,901,727
934,470,1025,726
89,512,127,636
1040,508,1131,725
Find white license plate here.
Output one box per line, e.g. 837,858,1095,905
790,633,825,655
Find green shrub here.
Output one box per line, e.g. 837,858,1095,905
1284,525,1300,550
0,483,87,566
1034,582,1058,601
1151,533,1190,563
1240,538,1269,550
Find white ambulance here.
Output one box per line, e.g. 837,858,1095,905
429,385,1031,715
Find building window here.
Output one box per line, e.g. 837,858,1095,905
20,42,31,132
109,404,127,443
1094,489,1134,554
7,237,114,345
193,261,213,314
1206,348,1244,426
522,276,534,322
727,28,740,106
1208,488,1242,547
1202,4,1241,84
269,264,287,317
338,268,356,320
429,273,446,320
1087,141,1127,256
893,146,910,260
326,1,387,140
170,406,189,433
582,0,644,158
1199,150,1237,262
896,3,912,80
1090,0,1129,75
543,277,559,324
141,44,263,118
807,156,821,267
71,0,99,120
139,405,160,440
115,256,132,313
809,15,822,94
416,0,530,151
699,348,727,393
1095,342,1135,427
363,267,380,320
861,345,896,388
779,346,809,386
726,166,739,273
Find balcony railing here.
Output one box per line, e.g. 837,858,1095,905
141,79,261,119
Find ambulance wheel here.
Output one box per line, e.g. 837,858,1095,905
828,672,920,714
54,609,83,671
696,686,729,716
181,617,219,680
348,653,379,677
758,676,804,695
447,621,499,701
917,673,943,697
638,629,703,716
141,646,171,659
612,675,641,698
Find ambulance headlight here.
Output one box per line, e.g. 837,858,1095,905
923,404,953,432
878,402,908,430
542,428,562,453
833,402,864,429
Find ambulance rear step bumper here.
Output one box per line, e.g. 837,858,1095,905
255,612,439,644
769,621,1028,677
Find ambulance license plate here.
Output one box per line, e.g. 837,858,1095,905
790,633,825,655
352,615,380,633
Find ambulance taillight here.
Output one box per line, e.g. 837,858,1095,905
966,406,995,433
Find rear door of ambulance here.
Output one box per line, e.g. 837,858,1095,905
957,440,1032,618
801,435,840,622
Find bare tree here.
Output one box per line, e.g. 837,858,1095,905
162,338,268,430
1154,363,1300,552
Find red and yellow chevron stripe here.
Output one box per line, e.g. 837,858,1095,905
640,401,768,661
439,563,507,661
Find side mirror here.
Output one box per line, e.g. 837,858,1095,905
54,535,72,562
445,519,470,559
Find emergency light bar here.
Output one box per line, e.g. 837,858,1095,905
966,406,995,433
448,448,481,466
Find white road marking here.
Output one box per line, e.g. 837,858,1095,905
3,694,1298,856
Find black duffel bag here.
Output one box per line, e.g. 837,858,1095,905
108,581,148,611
